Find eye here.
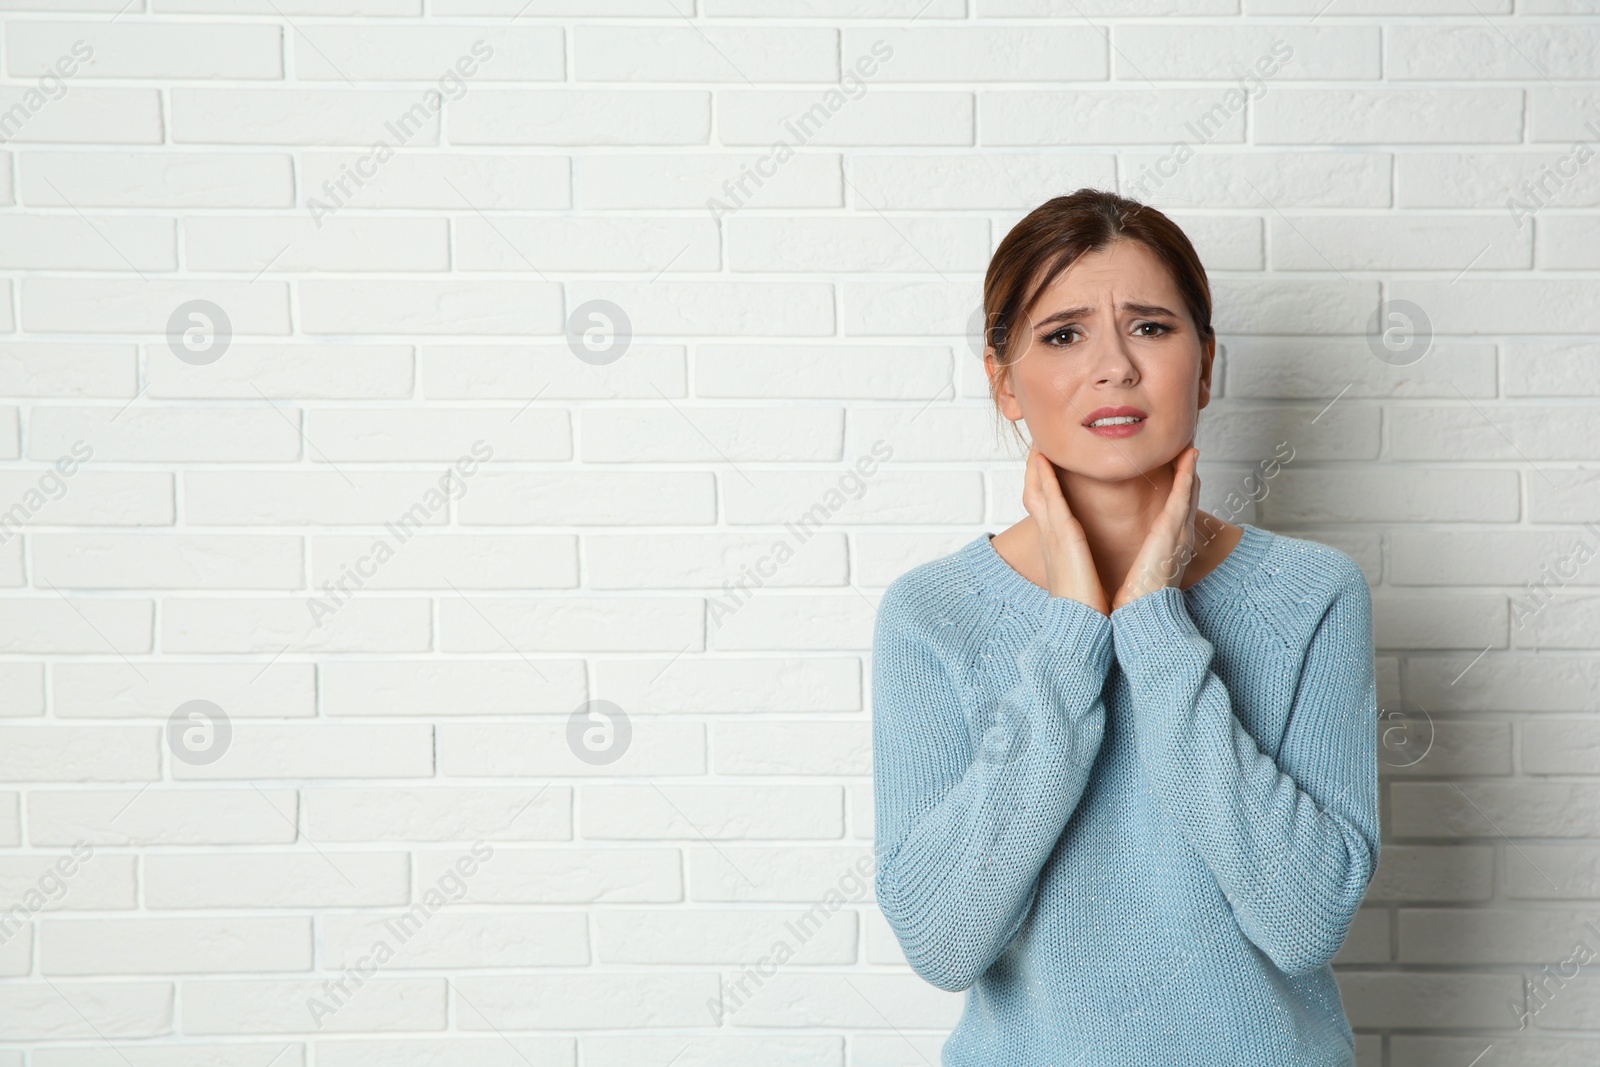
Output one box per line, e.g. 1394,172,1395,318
1134,321,1174,337
1043,327,1081,347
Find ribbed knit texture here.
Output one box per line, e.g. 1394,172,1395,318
870,522,1380,1066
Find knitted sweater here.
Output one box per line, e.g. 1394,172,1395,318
870,522,1380,1066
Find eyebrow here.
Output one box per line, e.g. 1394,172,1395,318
1031,303,1179,330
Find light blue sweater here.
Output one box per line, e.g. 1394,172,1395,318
870,522,1380,1065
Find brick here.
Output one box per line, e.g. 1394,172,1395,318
415,848,679,903
144,852,409,908
183,978,445,1034
319,659,585,716
32,534,303,589
42,917,312,974
51,662,313,718
28,788,299,846
304,786,570,841
0,982,171,1039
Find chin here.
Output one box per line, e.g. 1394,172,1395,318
1094,446,1182,482
1069,452,1149,483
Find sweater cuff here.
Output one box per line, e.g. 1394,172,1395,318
1109,585,1202,677
1017,594,1113,686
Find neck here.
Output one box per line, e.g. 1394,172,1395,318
1052,462,1207,592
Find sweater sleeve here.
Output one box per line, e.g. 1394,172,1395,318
1108,569,1381,979
871,586,1114,993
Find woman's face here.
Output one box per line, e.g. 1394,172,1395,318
987,238,1214,482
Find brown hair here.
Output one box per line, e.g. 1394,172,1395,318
981,187,1214,447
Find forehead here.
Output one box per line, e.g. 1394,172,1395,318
1027,239,1179,307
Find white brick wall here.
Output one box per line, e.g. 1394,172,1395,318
0,2,1595,1064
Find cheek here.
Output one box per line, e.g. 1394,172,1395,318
1152,364,1201,401
1006,356,1054,403
1023,356,1083,396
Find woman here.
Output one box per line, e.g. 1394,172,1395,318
870,188,1380,1065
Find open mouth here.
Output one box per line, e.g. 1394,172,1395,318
1082,406,1149,432
1082,407,1148,436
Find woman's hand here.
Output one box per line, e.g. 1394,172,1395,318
1022,447,1111,616
1111,445,1201,611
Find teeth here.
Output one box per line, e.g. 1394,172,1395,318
1089,415,1143,427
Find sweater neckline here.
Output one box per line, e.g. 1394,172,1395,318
964,521,1273,614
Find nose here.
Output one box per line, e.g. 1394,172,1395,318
1088,330,1138,386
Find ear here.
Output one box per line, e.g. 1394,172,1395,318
1196,334,1217,411
985,347,1023,422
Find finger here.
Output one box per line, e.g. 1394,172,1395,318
1021,448,1044,521
1024,452,1063,544
1167,446,1198,520
1141,451,1195,587
1180,452,1202,570
1186,450,1202,525
1032,450,1079,532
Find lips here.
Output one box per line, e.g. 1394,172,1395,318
1082,406,1148,427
